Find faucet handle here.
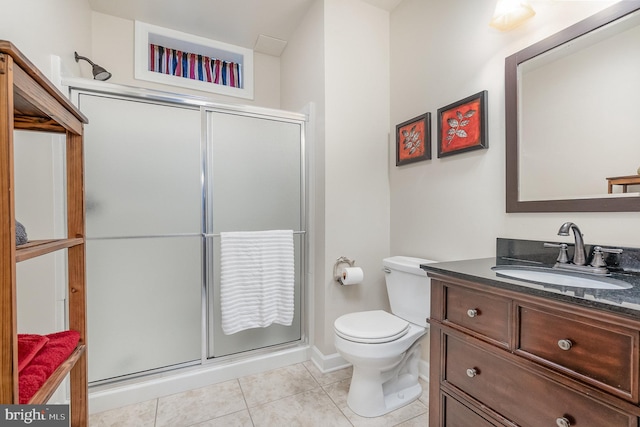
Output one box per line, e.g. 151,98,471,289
596,246,624,255
590,246,623,268
544,242,570,264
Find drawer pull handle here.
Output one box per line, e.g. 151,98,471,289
466,368,477,378
557,339,573,351
467,309,478,318
556,417,571,427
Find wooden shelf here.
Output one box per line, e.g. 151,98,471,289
1,40,88,426
28,344,86,404
16,238,84,263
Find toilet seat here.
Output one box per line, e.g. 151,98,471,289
334,310,409,344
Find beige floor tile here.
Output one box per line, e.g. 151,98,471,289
89,399,157,427
342,400,428,427
190,409,254,427
89,362,429,427
239,363,319,407
155,380,246,427
249,387,351,427
302,360,353,386
322,377,351,408
324,377,429,427
394,413,429,427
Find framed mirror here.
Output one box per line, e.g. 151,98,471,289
505,2,640,212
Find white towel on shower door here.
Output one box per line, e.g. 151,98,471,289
219,230,295,335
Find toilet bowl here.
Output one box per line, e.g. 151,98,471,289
333,256,435,418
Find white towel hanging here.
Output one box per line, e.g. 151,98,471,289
219,230,295,335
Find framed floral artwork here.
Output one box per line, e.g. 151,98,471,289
396,113,431,166
437,91,488,158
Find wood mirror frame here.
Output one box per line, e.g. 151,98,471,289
505,2,640,213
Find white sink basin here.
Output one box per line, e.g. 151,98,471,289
491,266,632,290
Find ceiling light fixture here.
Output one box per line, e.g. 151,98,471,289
74,51,112,81
489,0,536,31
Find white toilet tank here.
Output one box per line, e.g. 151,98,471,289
383,256,437,328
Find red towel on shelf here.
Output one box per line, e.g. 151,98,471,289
17,334,49,373
19,330,80,404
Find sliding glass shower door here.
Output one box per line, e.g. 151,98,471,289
79,94,203,382
205,110,305,358
73,86,307,383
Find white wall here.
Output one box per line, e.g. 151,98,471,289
0,0,92,79
389,0,639,264
282,0,392,357
90,12,282,108
0,0,93,334
0,0,93,404
322,0,391,354
281,0,327,353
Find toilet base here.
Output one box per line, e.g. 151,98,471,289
348,377,422,418
383,382,422,414
346,342,423,418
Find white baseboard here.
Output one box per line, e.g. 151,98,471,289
309,345,350,373
89,345,309,414
309,345,430,381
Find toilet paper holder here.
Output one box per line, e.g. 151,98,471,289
333,256,355,282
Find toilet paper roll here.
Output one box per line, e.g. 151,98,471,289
340,267,364,285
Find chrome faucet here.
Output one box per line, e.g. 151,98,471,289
545,222,624,275
557,222,586,265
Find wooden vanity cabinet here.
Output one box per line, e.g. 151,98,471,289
428,274,640,427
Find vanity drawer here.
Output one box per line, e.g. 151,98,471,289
445,284,510,345
442,392,499,427
445,334,634,427
518,304,637,401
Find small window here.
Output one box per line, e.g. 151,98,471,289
134,21,254,99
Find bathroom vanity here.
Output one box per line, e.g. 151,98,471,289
422,239,640,427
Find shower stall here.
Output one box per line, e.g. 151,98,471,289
68,83,307,384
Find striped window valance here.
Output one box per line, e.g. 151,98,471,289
149,43,242,88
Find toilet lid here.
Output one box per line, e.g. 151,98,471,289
334,310,409,344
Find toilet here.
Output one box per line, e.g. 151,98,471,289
333,255,436,418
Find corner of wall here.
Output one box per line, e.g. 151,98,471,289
310,345,350,373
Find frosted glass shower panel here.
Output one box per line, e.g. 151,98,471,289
208,235,303,357
86,236,202,382
79,94,201,237
208,112,302,232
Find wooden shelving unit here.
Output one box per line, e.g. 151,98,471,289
1,40,88,426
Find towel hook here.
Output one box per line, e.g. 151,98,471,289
333,256,355,282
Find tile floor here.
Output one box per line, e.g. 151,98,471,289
89,361,429,427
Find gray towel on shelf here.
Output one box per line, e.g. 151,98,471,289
16,220,28,245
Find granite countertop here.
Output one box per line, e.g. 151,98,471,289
420,240,640,319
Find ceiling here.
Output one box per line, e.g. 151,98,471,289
88,0,402,56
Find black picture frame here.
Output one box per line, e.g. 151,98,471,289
395,113,431,166
437,90,488,158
